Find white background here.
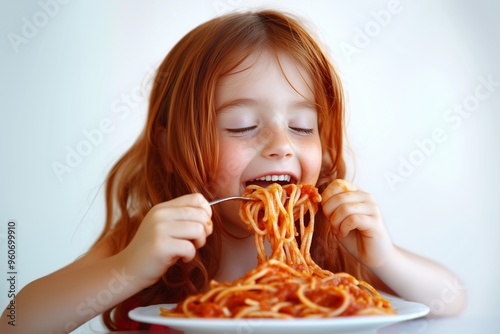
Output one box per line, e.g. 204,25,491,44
1,0,499,333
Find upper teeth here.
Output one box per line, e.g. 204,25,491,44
253,174,291,182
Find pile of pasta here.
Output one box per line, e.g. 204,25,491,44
160,183,395,318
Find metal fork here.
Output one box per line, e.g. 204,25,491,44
209,196,256,206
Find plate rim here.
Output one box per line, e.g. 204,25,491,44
128,297,430,331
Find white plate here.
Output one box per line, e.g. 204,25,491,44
129,296,429,334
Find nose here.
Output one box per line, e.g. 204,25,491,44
259,125,293,159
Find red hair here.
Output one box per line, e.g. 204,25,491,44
93,10,351,330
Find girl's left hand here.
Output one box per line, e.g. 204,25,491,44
321,179,395,269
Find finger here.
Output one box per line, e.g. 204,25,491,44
167,193,212,218
321,179,358,202
166,238,197,263
329,202,378,236
337,211,376,238
322,190,369,218
168,221,209,248
165,194,213,234
155,205,213,236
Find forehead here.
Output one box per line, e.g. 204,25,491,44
215,51,315,105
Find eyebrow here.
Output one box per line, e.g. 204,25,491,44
216,98,317,114
216,98,258,114
292,100,317,111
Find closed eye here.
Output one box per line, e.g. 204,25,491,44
290,127,314,135
225,126,257,134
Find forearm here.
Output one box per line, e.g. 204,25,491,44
372,246,467,316
0,253,146,334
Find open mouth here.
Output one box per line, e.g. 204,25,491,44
245,174,296,188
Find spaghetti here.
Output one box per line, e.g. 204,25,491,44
160,183,395,318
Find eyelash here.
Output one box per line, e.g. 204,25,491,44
226,126,314,135
290,127,314,134
226,126,257,134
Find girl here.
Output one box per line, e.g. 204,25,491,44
2,10,466,333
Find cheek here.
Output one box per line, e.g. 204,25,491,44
298,137,322,184
214,140,251,193
219,141,245,174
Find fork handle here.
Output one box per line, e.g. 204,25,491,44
209,196,253,206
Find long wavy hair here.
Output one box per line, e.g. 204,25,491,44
94,10,357,330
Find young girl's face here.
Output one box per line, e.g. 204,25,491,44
213,51,322,233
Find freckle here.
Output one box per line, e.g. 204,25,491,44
257,127,273,144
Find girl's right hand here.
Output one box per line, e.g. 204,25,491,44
118,193,213,287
